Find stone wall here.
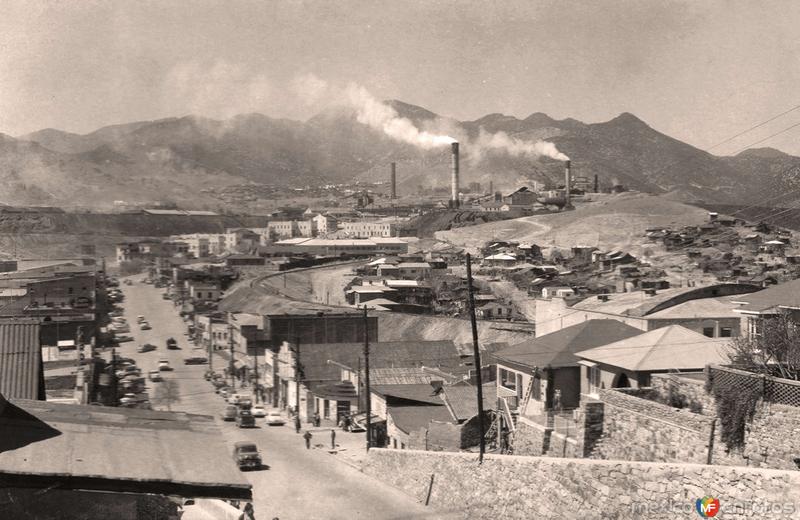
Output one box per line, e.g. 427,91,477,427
363,449,800,519
740,403,800,470
650,372,716,415
590,388,715,463
512,417,547,456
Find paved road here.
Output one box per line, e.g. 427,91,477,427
113,276,455,520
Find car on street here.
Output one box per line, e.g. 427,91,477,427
139,322,152,331
236,409,256,428
115,335,134,343
166,338,179,350
251,405,266,418
231,441,262,471
119,393,138,405
137,343,157,353
124,279,133,286
136,315,146,323
148,370,163,382
265,411,285,426
219,387,232,398
158,359,173,371
238,398,253,410
183,356,208,365
222,405,238,421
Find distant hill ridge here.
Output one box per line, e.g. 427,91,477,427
6,101,800,208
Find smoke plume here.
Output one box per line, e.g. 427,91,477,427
472,128,569,161
345,84,457,149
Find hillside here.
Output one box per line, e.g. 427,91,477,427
436,192,709,256
9,103,800,208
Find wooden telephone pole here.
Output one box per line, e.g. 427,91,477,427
363,306,372,451
466,253,486,463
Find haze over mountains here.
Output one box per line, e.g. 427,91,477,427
5,101,800,209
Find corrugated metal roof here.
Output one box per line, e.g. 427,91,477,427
0,318,42,400
0,398,251,499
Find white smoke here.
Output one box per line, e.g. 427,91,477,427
472,128,569,161
345,84,457,149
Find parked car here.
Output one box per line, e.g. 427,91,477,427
231,441,262,471
139,322,152,331
119,393,137,405
115,335,134,343
238,398,253,410
166,338,179,350
251,405,266,418
265,411,285,426
136,315,146,323
236,409,256,428
184,356,208,365
137,343,157,353
158,360,173,371
228,394,243,405
222,405,238,421
148,370,163,382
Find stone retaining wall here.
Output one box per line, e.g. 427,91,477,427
363,449,800,519
590,388,715,463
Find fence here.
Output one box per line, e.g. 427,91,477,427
708,364,800,407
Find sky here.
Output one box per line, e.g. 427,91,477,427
2,0,800,155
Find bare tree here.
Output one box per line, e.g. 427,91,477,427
728,313,800,380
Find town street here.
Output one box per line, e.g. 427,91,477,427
111,277,459,520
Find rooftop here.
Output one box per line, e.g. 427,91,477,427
371,384,443,405
0,318,42,400
732,278,800,314
494,319,642,371
0,396,251,499
387,405,453,434
575,325,731,371
441,383,497,421
570,284,759,318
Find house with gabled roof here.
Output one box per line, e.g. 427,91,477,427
494,320,642,417
574,325,731,399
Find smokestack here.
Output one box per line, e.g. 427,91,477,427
450,142,460,208
489,180,493,195
564,160,572,208
390,162,397,199
593,173,599,193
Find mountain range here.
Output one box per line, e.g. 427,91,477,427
4,101,800,209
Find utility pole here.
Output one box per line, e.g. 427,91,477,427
466,253,486,463
363,305,372,451
293,336,301,418
229,322,236,391
253,342,260,404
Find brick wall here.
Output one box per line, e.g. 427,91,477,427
363,449,800,519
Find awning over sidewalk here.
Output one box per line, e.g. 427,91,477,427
310,381,358,401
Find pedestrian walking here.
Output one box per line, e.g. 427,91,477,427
294,415,301,434
313,411,320,427
303,430,312,449
330,429,336,450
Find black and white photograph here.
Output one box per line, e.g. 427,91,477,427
2,1,800,518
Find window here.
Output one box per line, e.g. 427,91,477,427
499,368,516,391
720,327,733,338
68,287,73,294
588,365,601,396
702,327,715,338
401,442,405,450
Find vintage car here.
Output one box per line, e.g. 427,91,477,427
231,441,262,471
